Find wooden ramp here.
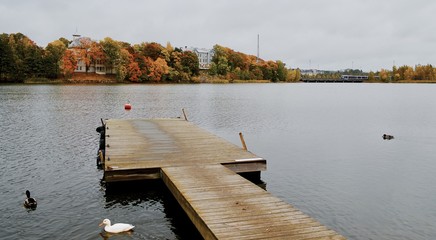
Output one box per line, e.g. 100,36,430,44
162,164,345,240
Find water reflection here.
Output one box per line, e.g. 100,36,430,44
99,230,134,240
2,84,436,240
103,180,202,239
103,180,165,209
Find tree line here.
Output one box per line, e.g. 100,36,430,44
376,65,436,82
302,66,436,82
208,45,300,82
0,33,301,83
336,65,436,82
3,32,433,83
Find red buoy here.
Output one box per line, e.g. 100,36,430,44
124,103,132,110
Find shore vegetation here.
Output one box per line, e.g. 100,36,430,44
0,33,300,84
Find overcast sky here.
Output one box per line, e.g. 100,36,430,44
1,0,435,71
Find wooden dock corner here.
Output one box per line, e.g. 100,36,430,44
95,118,345,239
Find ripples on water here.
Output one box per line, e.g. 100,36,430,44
1,83,436,239
0,85,201,240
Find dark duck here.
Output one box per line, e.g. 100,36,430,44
24,190,37,209
382,134,394,140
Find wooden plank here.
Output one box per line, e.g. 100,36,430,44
101,118,345,239
103,118,266,181
161,164,345,239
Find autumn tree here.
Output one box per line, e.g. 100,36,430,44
392,66,398,82
368,71,376,81
0,33,69,81
116,48,130,81
61,49,77,78
215,56,229,75
166,50,184,81
100,37,121,74
249,63,263,80
159,42,173,63
180,51,199,76
169,50,182,69
88,41,105,72
227,50,248,71
276,60,287,82
115,49,140,81
415,64,434,80
211,44,287,81
0,33,15,81
148,58,169,82
58,37,70,48
212,45,228,64
379,69,390,82
166,42,174,53
140,42,164,61
404,66,414,80
287,69,301,82
78,38,94,72
127,56,141,82
6,33,47,80
1,32,330,83
45,40,67,78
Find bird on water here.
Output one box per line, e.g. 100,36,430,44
382,134,394,140
99,219,135,233
24,190,37,209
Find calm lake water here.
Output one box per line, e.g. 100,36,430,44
1,83,436,240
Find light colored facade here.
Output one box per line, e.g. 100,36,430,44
184,47,214,69
69,35,111,74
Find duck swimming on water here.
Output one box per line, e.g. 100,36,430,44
382,134,394,140
99,219,135,233
24,190,37,209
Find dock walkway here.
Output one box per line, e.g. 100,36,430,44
102,118,265,182
162,164,345,239
99,118,345,239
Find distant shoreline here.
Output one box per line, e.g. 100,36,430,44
4,73,273,84
19,80,273,84
3,75,436,84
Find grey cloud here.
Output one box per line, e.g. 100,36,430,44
1,0,435,71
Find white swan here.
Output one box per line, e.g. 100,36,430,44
99,219,135,233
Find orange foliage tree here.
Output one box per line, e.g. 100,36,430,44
147,57,169,82
61,49,77,78
88,41,105,71
1,33,303,83
128,59,141,81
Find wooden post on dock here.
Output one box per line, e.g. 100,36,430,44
97,150,104,167
182,108,188,121
239,132,248,151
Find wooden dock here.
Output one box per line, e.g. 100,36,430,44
99,118,345,239
162,164,345,239
102,118,266,182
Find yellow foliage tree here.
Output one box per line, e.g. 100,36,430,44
148,57,169,82
379,69,389,82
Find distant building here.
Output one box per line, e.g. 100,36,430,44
300,69,320,76
300,69,335,76
184,47,214,69
69,35,112,74
340,75,368,81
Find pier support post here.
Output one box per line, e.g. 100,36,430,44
182,108,188,121
239,132,248,151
